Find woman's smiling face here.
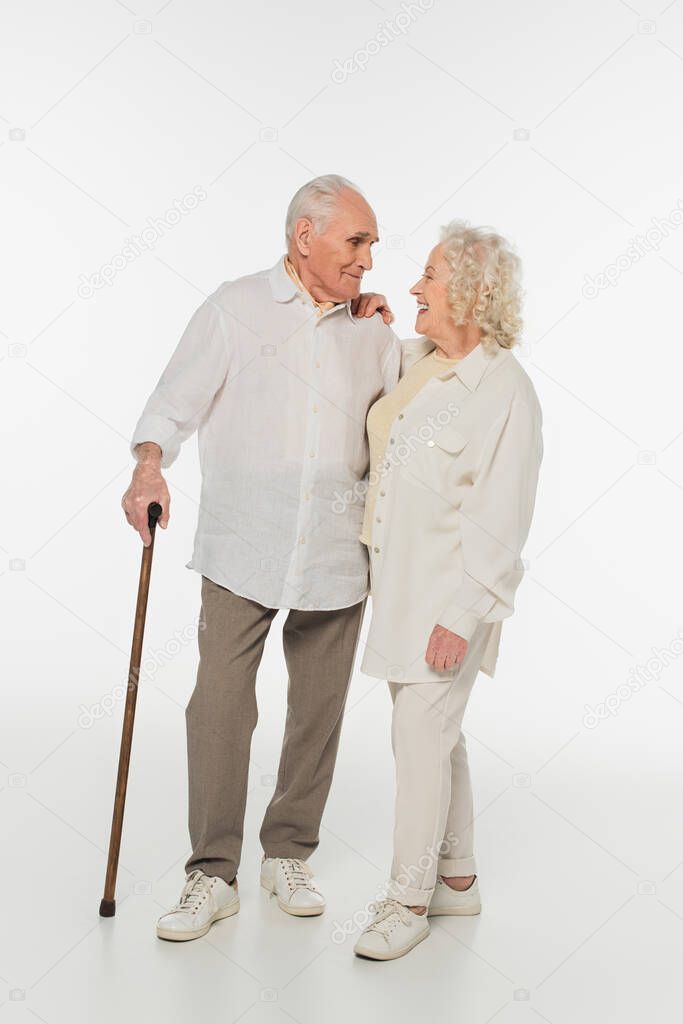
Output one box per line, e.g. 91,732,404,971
409,244,455,341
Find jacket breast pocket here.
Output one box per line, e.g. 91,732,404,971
431,425,468,455
404,425,469,496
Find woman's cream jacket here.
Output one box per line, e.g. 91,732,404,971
360,337,543,683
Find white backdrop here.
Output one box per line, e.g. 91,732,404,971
2,0,683,1021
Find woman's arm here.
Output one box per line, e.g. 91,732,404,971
435,392,544,642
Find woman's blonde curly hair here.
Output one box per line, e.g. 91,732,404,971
439,220,523,351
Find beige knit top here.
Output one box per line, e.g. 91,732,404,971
360,349,461,546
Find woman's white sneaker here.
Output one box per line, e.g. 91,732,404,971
156,869,239,941
260,857,325,916
428,875,481,916
353,899,430,960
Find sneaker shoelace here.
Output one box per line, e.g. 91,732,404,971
366,898,414,935
281,858,317,892
173,869,212,913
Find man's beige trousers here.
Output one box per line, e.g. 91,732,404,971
386,621,492,906
184,577,366,884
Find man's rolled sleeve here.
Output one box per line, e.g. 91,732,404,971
130,290,232,468
438,394,543,639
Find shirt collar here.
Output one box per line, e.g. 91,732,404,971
401,337,501,390
267,256,357,325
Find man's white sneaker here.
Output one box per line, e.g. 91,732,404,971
260,857,325,916
428,875,481,917
353,899,430,961
156,869,239,941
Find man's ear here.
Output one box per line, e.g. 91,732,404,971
295,218,313,256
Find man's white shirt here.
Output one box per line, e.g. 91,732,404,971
131,255,401,610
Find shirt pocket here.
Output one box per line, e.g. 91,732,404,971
403,424,469,497
432,425,468,455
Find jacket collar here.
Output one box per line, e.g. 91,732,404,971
267,256,357,325
401,336,504,391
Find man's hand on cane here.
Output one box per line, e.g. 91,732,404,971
122,442,171,547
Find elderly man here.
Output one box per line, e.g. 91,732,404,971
122,175,399,941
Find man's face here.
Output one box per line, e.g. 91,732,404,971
293,190,379,303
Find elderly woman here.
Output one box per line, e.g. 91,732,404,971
353,221,543,961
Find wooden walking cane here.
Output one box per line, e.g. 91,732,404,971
99,501,163,917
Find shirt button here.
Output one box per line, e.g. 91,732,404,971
427,440,435,447
376,517,382,523
398,413,404,420
379,490,386,497
373,546,380,553
312,405,318,413
309,451,316,458
299,536,306,544
389,438,395,444
315,361,321,368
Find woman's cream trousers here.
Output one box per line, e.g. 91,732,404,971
386,621,492,906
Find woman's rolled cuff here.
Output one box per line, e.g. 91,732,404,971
437,854,477,877
387,877,435,907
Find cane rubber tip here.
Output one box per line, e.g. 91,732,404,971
99,898,116,917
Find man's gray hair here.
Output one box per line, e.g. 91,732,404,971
285,174,364,244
